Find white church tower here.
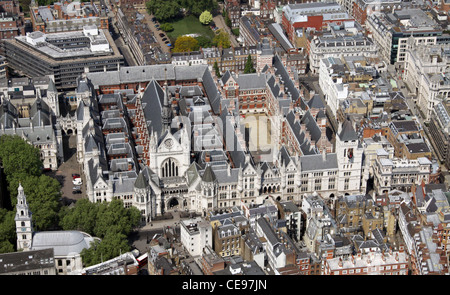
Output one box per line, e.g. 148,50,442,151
335,120,363,195
15,183,34,251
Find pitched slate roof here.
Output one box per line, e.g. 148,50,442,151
234,73,267,90
300,153,338,171
339,120,358,142
307,94,325,109
141,79,164,138
134,170,148,189
202,164,216,182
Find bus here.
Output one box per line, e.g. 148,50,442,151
136,253,148,268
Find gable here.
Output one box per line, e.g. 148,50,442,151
157,131,183,154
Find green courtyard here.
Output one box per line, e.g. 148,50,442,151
165,15,215,43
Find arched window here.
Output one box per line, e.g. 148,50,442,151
161,158,179,178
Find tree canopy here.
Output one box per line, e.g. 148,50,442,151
0,135,42,181
173,35,199,52
146,0,181,23
0,135,61,233
0,134,144,259
199,10,213,25
160,23,174,32
212,29,231,48
9,174,61,231
80,232,131,267
244,54,256,74
59,199,141,239
195,35,213,48
146,0,218,22
213,60,221,78
0,208,15,253
60,199,141,267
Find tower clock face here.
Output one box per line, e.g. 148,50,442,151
164,138,173,149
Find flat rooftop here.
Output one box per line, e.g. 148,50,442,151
6,28,122,63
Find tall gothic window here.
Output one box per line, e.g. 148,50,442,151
161,158,179,178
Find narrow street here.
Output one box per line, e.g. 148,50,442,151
213,14,240,47
142,12,172,54
57,134,85,205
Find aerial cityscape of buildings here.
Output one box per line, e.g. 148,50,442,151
1,0,450,277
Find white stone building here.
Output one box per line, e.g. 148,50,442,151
15,184,99,275
309,21,378,74
180,217,213,257
402,39,450,120
373,151,432,195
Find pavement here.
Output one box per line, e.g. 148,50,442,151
213,14,240,47
109,20,138,67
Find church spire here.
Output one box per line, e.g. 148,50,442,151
161,67,172,133
15,183,33,251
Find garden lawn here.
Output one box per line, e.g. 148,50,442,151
166,15,215,43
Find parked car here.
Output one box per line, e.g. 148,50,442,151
164,40,170,44
73,185,81,190
72,178,82,185
159,33,165,37
72,190,82,194
162,37,167,41
72,173,80,179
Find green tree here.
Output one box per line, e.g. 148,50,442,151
213,60,221,78
0,135,42,181
0,208,15,254
93,199,141,238
188,0,218,16
225,13,232,28
9,174,61,231
212,29,231,48
244,54,256,74
59,199,99,234
199,10,213,24
67,199,141,267
195,35,213,48
81,231,131,267
60,199,141,239
160,23,174,32
146,0,181,22
173,35,199,52
0,135,61,233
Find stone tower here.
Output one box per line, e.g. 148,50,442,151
15,183,33,251
335,120,363,194
133,170,153,223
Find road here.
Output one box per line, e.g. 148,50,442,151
143,13,172,54
44,134,85,206
213,14,240,47
108,19,137,66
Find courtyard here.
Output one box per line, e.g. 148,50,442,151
165,14,215,44
242,114,274,163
